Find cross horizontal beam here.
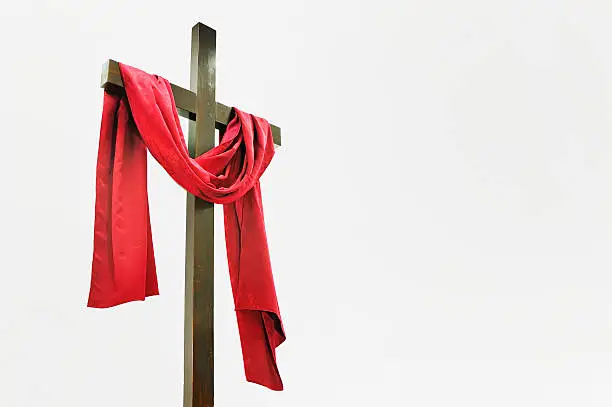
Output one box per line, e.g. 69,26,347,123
100,59,281,146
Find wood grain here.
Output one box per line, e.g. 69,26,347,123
184,22,216,407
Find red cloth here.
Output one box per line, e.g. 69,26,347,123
87,63,285,391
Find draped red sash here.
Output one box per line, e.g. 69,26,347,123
87,63,285,391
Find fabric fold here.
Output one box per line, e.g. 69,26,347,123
87,62,285,391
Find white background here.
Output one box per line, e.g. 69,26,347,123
2,0,612,406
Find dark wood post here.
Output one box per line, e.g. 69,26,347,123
184,22,216,407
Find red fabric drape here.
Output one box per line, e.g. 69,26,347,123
87,63,285,391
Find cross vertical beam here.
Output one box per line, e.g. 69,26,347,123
184,23,216,407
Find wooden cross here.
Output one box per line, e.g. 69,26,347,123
100,22,281,407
